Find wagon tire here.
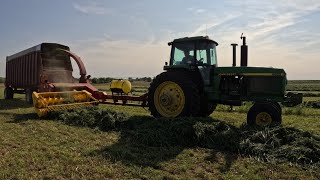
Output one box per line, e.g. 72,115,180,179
4,87,14,99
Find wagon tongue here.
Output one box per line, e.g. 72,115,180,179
32,90,99,117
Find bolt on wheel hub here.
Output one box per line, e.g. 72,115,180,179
160,94,172,106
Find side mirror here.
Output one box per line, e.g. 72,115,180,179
165,62,168,66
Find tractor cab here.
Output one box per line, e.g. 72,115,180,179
166,36,219,85
167,36,218,67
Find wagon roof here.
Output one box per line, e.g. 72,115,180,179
6,43,69,62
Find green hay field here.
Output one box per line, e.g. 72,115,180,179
0,82,319,179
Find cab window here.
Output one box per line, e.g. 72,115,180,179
196,42,217,66
171,42,194,65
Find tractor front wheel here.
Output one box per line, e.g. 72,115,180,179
148,71,200,118
247,103,281,126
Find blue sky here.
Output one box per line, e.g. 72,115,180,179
0,0,319,79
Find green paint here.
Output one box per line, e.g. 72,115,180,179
165,36,300,106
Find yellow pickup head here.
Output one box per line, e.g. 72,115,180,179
32,90,99,117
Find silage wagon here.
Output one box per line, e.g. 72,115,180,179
4,43,95,103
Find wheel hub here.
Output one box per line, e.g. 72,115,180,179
160,94,172,106
256,112,272,126
154,81,185,117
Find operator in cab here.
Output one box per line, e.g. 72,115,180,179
181,50,194,64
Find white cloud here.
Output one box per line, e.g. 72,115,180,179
187,7,194,11
189,14,241,37
73,2,110,15
68,37,170,78
195,9,207,14
250,15,297,41
185,0,320,79
278,0,320,11
187,7,207,15
247,0,319,40
221,0,320,43
69,0,320,80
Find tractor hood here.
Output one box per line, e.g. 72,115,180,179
214,67,286,77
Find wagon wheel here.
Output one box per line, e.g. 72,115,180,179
4,87,14,99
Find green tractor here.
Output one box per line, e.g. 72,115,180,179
148,35,302,126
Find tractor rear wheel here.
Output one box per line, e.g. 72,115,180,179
199,95,217,117
4,87,14,99
247,103,281,126
148,71,201,117
207,103,217,116
271,102,282,113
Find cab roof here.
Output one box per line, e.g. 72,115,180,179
168,36,218,46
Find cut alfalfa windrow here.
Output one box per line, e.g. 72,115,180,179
194,122,320,167
49,107,127,130
239,126,320,166
49,107,320,167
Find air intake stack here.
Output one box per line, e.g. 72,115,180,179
231,43,238,67
240,33,248,66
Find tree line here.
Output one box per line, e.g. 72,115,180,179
0,77,4,83
91,77,153,84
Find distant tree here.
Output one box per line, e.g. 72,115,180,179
91,78,98,84
98,77,105,83
146,77,152,82
105,77,113,83
0,77,5,83
132,77,152,82
91,77,114,84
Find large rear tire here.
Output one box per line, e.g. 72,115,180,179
198,94,217,117
271,102,282,114
148,71,201,118
205,103,217,116
4,87,14,99
247,102,282,126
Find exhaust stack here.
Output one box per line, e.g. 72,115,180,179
240,33,248,66
231,43,238,67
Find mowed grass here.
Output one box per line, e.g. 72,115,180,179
287,80,320,91
0,83,320,179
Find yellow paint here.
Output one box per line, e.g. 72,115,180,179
154,81,185,117
219,73,284,77
241,73,274,76
110,79,132,94
218,73,237,76
32,90,99,117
